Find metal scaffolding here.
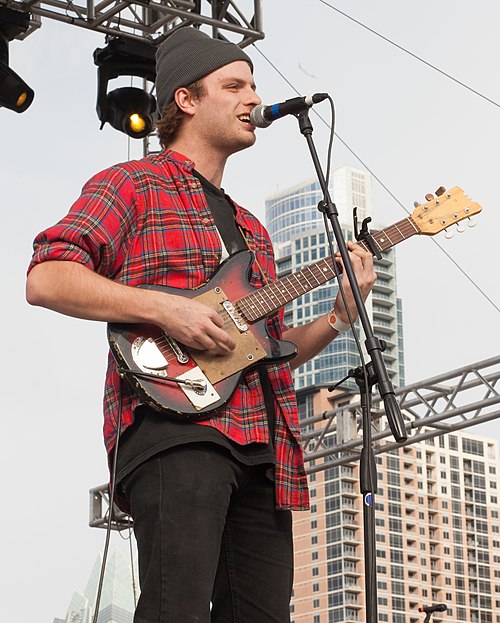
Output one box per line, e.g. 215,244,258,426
90,356,500,529
2,0,264,47
302,355,500,473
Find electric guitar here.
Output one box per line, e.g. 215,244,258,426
108,186,481,418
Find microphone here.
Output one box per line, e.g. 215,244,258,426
418,605,447,614
250,93,328,128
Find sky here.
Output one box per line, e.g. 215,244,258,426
1,1,499,621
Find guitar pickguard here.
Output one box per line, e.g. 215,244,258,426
191,287,267,384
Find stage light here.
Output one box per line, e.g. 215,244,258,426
0,7,34,113
101,86,156,139
94,37,157,139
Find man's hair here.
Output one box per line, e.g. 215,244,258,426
155,79,206,149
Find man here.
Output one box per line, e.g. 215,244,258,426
27,28,376,623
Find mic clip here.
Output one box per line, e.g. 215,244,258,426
353,208,382,260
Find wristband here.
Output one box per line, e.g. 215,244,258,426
328,308,351,334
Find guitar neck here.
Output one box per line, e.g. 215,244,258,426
237,216,419,323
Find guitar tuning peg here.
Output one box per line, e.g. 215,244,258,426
435,186,446,197
413,201,420,208
425,193,435,202
444,229,454,240
468,217,477,228
456,222,465,233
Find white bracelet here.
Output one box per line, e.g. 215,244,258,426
327,309,351,334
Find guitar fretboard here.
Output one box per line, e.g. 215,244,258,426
236,216,419,323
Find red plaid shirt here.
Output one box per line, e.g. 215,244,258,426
28,150,309,510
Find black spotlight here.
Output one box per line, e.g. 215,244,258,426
0,7,34,113
94,37,157,139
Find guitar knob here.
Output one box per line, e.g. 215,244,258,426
425,193,434,202
435,186,446,197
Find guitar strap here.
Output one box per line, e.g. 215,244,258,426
195,170,276,444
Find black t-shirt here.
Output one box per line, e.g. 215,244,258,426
115,172,275,495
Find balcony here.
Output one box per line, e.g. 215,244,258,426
345,579,362,592
344,546,361,560
342,513,359,527
344,563,361,576
341,483,357,497
341,498,357,511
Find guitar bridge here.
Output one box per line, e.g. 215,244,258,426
222,299,248,332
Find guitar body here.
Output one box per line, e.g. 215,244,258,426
108,251,297,419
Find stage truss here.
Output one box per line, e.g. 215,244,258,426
1,0,264,47
90,355,500,529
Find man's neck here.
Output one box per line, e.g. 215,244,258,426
168,139,227,189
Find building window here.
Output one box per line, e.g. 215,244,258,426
462,438,484,456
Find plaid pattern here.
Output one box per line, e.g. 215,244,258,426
29,151,309,510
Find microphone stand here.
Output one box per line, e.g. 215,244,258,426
294,109,408,623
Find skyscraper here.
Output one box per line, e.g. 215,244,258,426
53,549,135,623
291,386,500,623
265,165,405,391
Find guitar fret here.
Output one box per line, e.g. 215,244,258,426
407,217,419,234
300,271,313,288
283,275,302,297
369,217,419,252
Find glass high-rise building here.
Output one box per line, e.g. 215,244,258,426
53,549,135,623
265,165,405,390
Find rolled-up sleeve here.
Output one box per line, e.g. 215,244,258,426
28,166,140,279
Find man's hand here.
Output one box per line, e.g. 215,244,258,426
156,294,236,356
282,241,376,369
333,240,377,324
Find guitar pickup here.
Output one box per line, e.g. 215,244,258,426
222,300,248,332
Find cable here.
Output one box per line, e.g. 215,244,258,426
91,378,124,623
128,522,138,608
317,0,500,109
252,44,500,315
321,98,370,382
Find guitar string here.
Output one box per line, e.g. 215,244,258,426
151,308,234,365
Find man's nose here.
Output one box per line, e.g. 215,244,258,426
246,88,261,107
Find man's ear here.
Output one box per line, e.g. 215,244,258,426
173,87,197,116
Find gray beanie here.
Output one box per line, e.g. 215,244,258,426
155,27,253,114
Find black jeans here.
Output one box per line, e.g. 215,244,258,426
123,443,293,623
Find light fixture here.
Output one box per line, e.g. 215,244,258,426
94,37,157,139
0,6,34,113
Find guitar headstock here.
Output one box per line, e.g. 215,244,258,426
411,186,482,236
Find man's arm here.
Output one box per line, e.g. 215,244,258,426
26,261,236,355
283,241,376,370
